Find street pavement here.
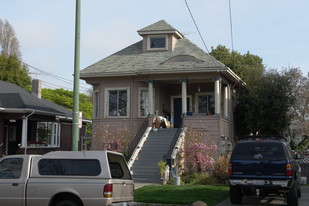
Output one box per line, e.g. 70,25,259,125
216,185,309,206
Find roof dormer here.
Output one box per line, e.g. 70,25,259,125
137,20,183,52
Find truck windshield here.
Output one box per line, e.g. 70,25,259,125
231,142,286,160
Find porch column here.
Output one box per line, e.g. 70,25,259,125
214,78,221,114
224,85,230,117
21,117,28,148
181,79,188,115
147,80,154,115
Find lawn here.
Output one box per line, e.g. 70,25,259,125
134,185,229,206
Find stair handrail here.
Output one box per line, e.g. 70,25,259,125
164,114,185,166
127,114,153,169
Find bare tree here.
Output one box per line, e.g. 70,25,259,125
0,19,21,58
288,68,309,140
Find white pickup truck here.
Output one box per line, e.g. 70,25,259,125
0,151,134,206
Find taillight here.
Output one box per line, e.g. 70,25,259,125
228,163,233,175
103,184,113,198
286,164,293,176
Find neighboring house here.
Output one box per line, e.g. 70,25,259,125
0,80,90,156
80,20,244,155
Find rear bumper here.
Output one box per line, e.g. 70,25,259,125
229,179,290,188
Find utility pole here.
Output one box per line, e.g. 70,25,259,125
72,0,81,151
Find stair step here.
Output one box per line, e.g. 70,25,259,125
130,128,180,184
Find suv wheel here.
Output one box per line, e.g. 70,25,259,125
55,200,79,206
287,184,298,206
230,186,242,204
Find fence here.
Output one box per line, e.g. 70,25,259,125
299,152,309,183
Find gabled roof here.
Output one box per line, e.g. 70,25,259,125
0,81,67,117
80,20,243,84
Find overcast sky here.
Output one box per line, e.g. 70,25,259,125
1,0,308,93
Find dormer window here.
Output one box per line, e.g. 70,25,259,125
147,35,168,50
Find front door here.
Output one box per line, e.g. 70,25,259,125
172,98,190,128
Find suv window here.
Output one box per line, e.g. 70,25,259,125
0,158,23,179
231,142,286,160
38,159,101,176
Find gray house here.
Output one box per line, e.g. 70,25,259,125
80,20,244,182
0,80,90,156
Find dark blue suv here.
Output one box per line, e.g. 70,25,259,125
228,137,301,205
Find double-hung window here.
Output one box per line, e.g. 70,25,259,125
106,88,129,117
138,88,149,117
33,122,60,147
196,93,215,114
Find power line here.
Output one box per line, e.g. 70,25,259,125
184,0,211,54
184,0,221,68
5,54,90,90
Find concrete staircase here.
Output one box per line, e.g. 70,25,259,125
131,128,178,184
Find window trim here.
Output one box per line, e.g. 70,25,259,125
105,87,130,118
147,35,168,51
93,90,100,118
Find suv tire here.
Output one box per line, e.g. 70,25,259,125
230,186,242,204
287,184,298,206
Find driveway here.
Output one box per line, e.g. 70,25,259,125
216,186,309,206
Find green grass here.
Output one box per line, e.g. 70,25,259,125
134,185,229,206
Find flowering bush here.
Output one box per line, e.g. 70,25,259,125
182,130,218,173
92,124,132,154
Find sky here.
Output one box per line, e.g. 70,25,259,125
1,0,308,93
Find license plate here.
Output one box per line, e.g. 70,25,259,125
253,180,264,185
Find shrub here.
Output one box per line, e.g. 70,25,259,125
213,154,230,184
181,172,219,185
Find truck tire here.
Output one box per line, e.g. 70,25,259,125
230,186,242,204
55,200,79,206
297,183,301,198
287,184,298,206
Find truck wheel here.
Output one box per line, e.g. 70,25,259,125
287,184,298,206
297,183,301,198
55,200,79,206
230,186,242,204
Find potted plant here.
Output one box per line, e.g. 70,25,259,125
157,160,168,185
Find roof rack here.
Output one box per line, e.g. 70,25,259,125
242,135,287,142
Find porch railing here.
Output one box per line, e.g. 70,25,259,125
127,114,152,160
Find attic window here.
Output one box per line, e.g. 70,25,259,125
147,35,167,50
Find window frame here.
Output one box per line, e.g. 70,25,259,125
195,92,215,114
147,35,168,51
105,87,130,118
29,122,60,148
